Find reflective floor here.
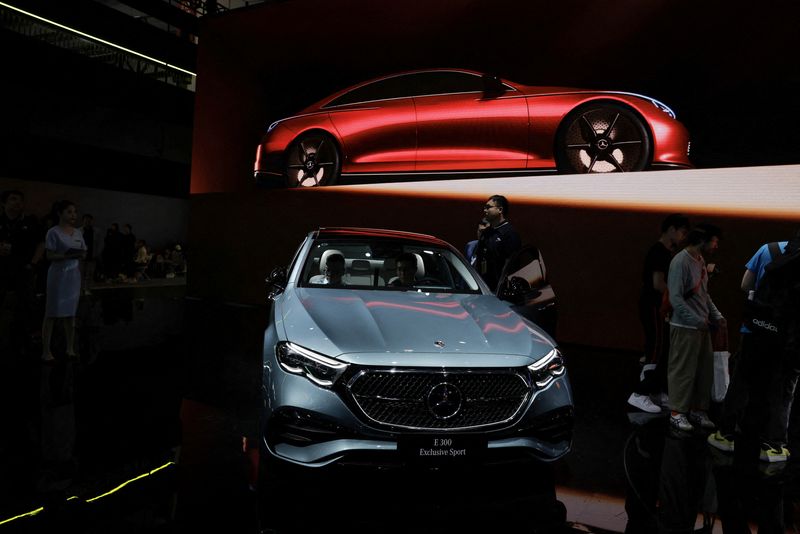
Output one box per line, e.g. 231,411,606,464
1,286,799,533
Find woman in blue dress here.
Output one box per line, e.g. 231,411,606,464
42,200,86,362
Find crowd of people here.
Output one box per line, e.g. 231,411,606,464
462,194,800,472
0,189,187,362
624,212,800,469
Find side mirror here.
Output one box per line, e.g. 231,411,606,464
482,74,507,98
266,266,288,301
498,276,530,305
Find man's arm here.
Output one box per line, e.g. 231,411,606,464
652,271,667,293
708,295,724,322
741,269,756,293
668,257,706,328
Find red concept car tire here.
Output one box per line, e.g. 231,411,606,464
284,132,341,187
556,103,651,174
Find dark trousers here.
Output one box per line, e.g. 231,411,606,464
635,298,669,395
719,333,799,445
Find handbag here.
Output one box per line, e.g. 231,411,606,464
711,320,729,402
712,350,730,402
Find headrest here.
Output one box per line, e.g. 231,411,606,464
412,253,425,278
350,259,371,273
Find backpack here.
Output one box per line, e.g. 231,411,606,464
743,238,800,337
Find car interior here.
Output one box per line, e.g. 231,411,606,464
302,242,479,292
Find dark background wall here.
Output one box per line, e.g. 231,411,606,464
188,0,800,351
0,26,193,197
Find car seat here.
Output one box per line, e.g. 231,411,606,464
348,259,373,286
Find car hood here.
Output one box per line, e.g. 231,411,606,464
277,287,554,364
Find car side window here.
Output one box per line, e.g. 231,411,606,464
325,72,499,107
411,71,485,96
325,75,419,107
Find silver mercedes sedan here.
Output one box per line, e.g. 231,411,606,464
260,227,573,471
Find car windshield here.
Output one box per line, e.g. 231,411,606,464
299,238,481,294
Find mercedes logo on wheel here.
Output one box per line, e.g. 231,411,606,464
426,382,463,420
596,139,609,150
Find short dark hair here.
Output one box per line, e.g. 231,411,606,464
488,195,509,216
53,200,75,219
661,213,689,234
687,223,723,246
1,190,24,204
326,252,344,266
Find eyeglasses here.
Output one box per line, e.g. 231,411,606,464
484,204,498,210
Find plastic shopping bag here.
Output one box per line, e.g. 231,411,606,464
711,350,730,402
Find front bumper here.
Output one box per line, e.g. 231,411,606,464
260,362,574,467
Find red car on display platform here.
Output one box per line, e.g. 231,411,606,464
254,69,692,187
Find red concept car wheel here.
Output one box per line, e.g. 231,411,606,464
556,103,651,173
284,133,341,187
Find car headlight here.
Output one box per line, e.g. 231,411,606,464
276,341,348,387
650,98,676,119
528,348,566,389
267,120,282,133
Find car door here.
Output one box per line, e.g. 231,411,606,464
496,245,558,337
413,71,529,171
325,75,418,173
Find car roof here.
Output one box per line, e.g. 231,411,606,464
309,68,519,110
313,227,449,246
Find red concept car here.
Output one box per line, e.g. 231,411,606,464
254,69,692,187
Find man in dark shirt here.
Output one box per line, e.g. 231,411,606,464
627,213,689,413
0,190,43,355
476,195,522,292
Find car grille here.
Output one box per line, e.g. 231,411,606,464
346,369,531,430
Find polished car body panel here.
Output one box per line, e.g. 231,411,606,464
254,69,691,184
283,288,553,361
260,228,573,468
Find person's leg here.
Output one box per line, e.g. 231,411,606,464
636,303,666,395
639,298,657,363
717,337,756,436
764,338,799,447
41,316,55,360
64,316,77,356
668,327,697,414
692,331,714,412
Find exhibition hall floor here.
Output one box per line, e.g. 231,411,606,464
1,287,797,533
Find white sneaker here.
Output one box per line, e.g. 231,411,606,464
689,410,716,430
670,413,694,432
654,392,670,407
628,393,661,413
